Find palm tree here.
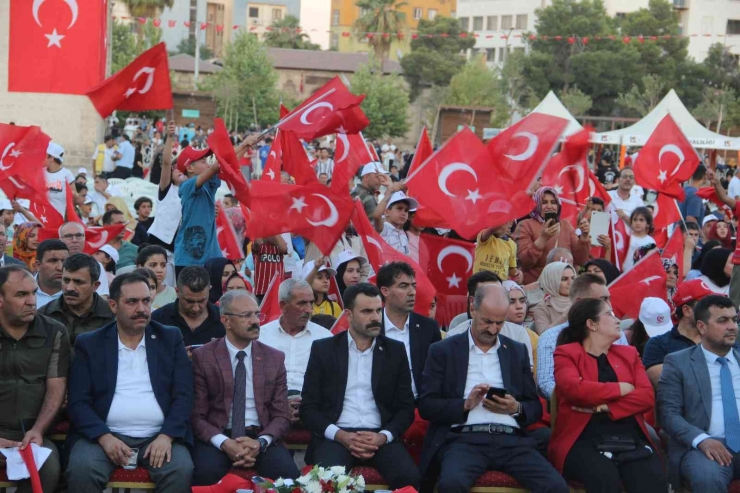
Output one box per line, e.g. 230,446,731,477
264,15,320,50
121,0,173,18
354,0,407,63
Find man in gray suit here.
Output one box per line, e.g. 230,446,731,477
659,294,740,492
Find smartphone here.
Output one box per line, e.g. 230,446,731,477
589,211,611,246
486,387,507,400
189,344,204,350
544,211,558,224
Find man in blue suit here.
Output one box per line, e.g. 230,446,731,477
418,284,568,493
66,272,194,492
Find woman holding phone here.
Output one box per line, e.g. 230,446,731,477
515,187,591,284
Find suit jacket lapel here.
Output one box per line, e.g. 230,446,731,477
454,332,469,398
145,325,159,399
216,339,234,415
105,324,119,402
252,342,266,415
691,346,712,420
336,332,349,416
372,336,385,396
409,313,420,377
497,338,511,392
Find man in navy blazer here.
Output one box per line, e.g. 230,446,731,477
418,284,568,493
66,273,194,493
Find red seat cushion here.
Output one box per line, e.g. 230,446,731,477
350,466,387,485
50,421,70,435
109,467,153,483
729,480,740,493
284,428,312,445
473,471,523,487
0,467,11,483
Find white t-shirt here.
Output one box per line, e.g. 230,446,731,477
623,234,656,272
45,168,75,217
729,176,740,200
607,189,645,219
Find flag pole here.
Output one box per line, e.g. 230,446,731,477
672,197,688,233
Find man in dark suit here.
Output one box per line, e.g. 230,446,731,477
659,295,740,492
66,273,194,493
191,290,299,485
300,283,420,489
419,284,569,493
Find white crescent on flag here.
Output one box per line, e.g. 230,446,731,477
438,163,478,198
504,132,538,161
305,194,338,227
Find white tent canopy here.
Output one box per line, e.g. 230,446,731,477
592,89,740,150
530,91,584,138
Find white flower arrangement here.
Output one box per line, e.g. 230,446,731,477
252,465,366,493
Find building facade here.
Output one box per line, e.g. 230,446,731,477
329,0,458,60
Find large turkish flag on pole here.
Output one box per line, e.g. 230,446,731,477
86,43,173,118
8,0,106,94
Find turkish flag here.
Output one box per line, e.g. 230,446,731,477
417,233,474,297
216,201,244,260
541,128,592,225
633,115,701,201
696,186,733,217
65,182,83,224
331,132,374,193
328,277,344,309
0,124,51,201
277,77,368,139
32,204,65,230
351,200,436,314
330,311,350,335
406,127,434,177
652,193,681,230
258,272,282,325
8,0,106,94
612,215,630,271
209,118,251,206
280,104,290,118
86,43,173,119
608,250,668,319
261,133,282,182
662,227,685,281
247,181,352,255
280,131,319,186
589,168,612,207
83,225,126,253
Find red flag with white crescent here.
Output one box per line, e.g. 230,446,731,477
417,233,474,297
608,250,668,319
216,201,244,260
612,215,630,270
258,273,282,325
406,126,434,177
330,311,350,335
83,225,126,253
261,133,282,182
280,131,319,186
652,193,682,231
208,118,251,206
661,227,685,281
0,124,52,205
330,132,375,193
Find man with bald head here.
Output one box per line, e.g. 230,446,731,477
418,284,568,493
546,247,573,265
58,222,110,297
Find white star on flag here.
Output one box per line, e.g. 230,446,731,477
289,196,307,213
124,87,137,98
554,185,564,196
657,170,667,183
266,169,275,180
336,126,348,134
465,189,482,204
40,215,47,223
447,273,462,288
9,150,21,158
45,29,65,48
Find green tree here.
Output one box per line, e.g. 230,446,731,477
121,0,173,17
616,74,665,117
500,50,538,124
354,0,407,63
444,56,509,126
112,21,162,73
692,87,738,132
399,16,475,100
263,15,320,50
350,61,410,139
173,36,214,60
560,87,593,116
205,31,282,130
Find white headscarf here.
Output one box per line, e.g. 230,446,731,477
538,262,575,316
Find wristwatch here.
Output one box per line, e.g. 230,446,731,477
257,437,269,453
511,402,523,419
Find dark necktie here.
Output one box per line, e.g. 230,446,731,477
232,350,247,438
717,357,740,452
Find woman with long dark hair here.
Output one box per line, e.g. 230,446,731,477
333,250,368,296
700,247,732,295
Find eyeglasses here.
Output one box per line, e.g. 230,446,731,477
224,311,260,319
61,233,85,240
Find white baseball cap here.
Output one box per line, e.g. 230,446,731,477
301,259,337,280
334,250,368,269
386,191,419,212
0,199,12,211
77,167,88,175
702,215,719,226
83,196,94,205
47,142,65,163
98,244,119,263
639,297,673,337
360,162,389,177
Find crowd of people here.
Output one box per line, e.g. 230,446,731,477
4,113,740,493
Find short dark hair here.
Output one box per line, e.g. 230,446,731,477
591,197,605,208
343,282,380,310
570,273,606,301
176,266,210,292
36,239,68,263
133,267,158,289
102,209,124,225
136,245,168,267
693,164,707,182
557,298,609,346
105,135,115,142
676,300,697,321
618,167,635,178
466,271,502,298
63,253,100,281
110,273,149,301
75,183,88,193
630,206,654,235
310,314,336,330
694,295,735,325
683,221,700,232
0,265,32,291
376,262,415,297
95,174,108,182
134,197,152,211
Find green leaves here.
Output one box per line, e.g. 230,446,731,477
263,15,320,50
350,61,410,139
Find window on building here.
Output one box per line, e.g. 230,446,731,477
359,7,370,17
428,9,437,20
332,9,340,26
486,48,495,61
498,47,507,62
486,16,497,31
515,14,527,29
727,19,740,35
473,16,483,30
459,17,469,30
413,7,422,19
330,33,339,49
501,15,512,30
248,7,259,18
272,8,282,22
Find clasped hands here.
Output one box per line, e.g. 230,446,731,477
336,429,387,460
221,437,261,468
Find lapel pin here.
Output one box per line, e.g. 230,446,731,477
151,334,156,339
379,345,384,351
503,344,507,349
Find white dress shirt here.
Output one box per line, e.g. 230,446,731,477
35,287,62,309
259,319,332,391
457,330,518,428
106,336,165,438
383,310,416,397
607,189,645,218
210,338,272,450
692,346,740,448
324,336,393,443
448,320,534,369
729,176,740,200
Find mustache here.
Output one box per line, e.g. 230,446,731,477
64,291,79,297
247,324,260,332
365,322,382,330
132,313,149,320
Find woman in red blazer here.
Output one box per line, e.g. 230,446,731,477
548,298,667,493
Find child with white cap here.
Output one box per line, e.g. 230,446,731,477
301,256,341,317
45,142,76,218
372,184,419,256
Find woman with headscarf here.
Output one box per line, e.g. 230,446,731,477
503,280,540,369
515,187,591,284
204,257,237,304
686,239,721,280
333,250,369,296
707,219,734,249
662,258,679,309
700,247,732,295
583,259,621,285
104,196,137,229
13,222,41,271
531,262,577,335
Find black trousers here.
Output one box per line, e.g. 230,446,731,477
113,166,132,179
308,436,420,489
435,431,569,493
563,439,668,493
192,431,299,486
